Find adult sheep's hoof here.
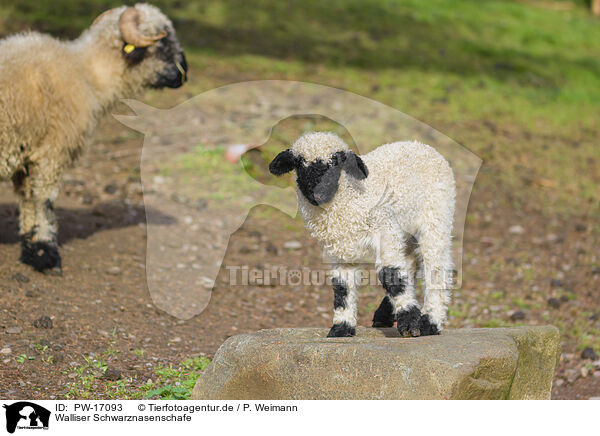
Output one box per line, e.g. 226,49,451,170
327,322,356,338
396,306,423,337
20,240,62,273
419,314,441,336
372,297,395,328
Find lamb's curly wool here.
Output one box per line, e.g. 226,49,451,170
283,132,456,337
0,4,186,272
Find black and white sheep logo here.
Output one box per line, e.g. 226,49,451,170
115,80,480,321
3,402,50,434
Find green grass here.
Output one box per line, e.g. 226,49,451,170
62,355,211,400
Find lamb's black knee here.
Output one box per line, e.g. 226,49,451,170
327,322,356,338
378,267,405,296
419,314,441,336
396,306,422,337
372,296,395,328
20,237,61,273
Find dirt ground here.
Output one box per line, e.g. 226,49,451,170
0,105,599,400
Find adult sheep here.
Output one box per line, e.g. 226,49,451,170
269,132,455,337
0,4,187,273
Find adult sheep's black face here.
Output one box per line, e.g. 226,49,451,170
269,150,368,206
150,35,188,89
98,6,188,89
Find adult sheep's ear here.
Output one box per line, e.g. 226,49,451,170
343,151,368,180
269,149,297,175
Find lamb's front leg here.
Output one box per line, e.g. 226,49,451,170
327,267,358,337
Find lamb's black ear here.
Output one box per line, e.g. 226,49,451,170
269,149,297,175
343,151,368,180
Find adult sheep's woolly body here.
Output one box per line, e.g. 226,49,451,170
0,4,178,180
287,132,456,336
0,3,186,271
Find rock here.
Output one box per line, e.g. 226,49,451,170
265,242,278,256
547,298,561,309
550,279,563,288
192,326,560,400
6,327,22,334
38,339,51,348
107,266,121,275
32,316,53,329
510,310,526,321
103,368,122,381
283,241,302,250
103,183,118,195
0,347,12,355
565,369,578,383
581,347,599,361
509,225,524,235
12,273,30,284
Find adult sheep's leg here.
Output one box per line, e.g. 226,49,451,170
419,226,453,336
12,165,61,273
327,267,358,337
376,233,421,337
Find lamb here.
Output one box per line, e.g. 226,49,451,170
269,132,456,337
0,4,187,272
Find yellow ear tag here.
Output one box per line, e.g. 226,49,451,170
123,44,136,54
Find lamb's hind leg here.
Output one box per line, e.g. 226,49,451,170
373,248,418,328
419,227,453,336
376,233,421,337
12,165,61,273
371,296,394,328
327,267,358,337
378,266,421,337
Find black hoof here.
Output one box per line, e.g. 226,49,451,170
327,322,356,337
419,314,441,336
396,306,423,337
20,240,62,273
372,297,395,328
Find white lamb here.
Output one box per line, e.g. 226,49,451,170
269,132,456,337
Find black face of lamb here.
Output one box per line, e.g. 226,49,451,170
296,153,344,206
150,34,188,89
268,149,368,206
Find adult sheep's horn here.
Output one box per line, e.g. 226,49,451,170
92,8,117,26
119,7,166,48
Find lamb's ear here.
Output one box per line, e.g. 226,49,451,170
343,151,368,180
269,149,297,175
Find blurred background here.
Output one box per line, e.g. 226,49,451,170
0,0,598,400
